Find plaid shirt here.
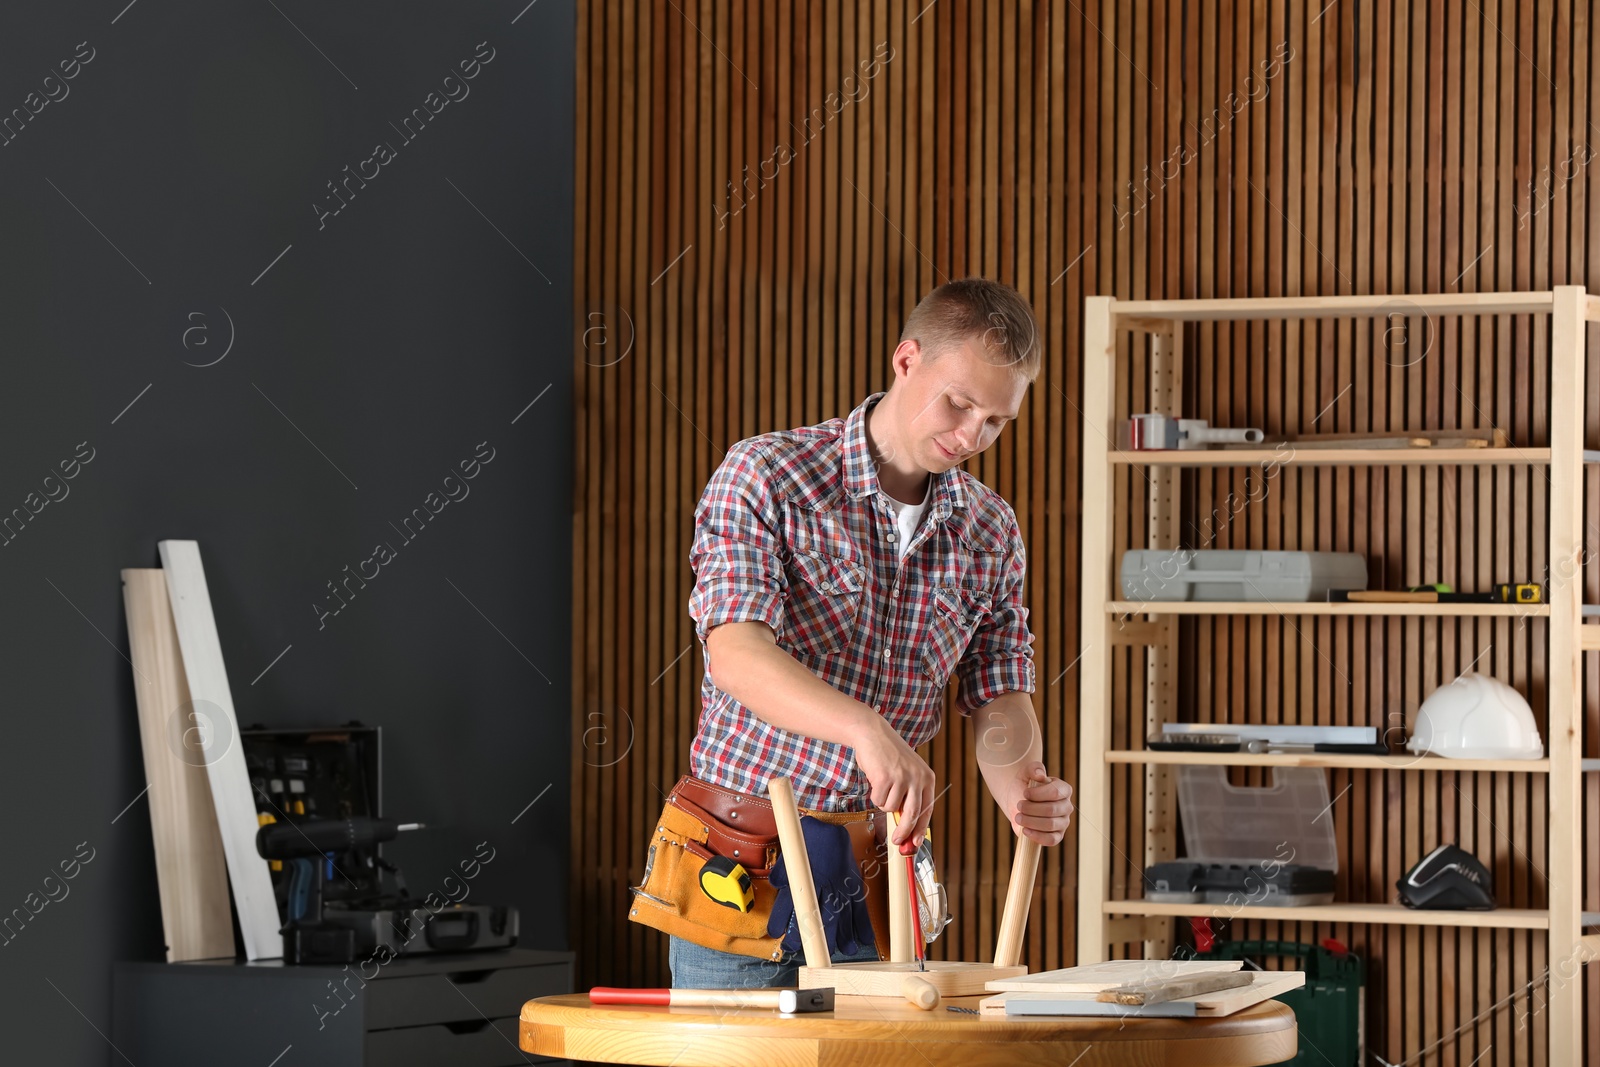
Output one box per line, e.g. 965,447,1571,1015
687,392,1036,812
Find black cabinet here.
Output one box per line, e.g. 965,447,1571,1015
113,948,573,1067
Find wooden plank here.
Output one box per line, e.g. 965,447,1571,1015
1143,318,1179,962
1077,296,1117,964
982,971,1305,1018
156,541,281,960
987,959,1243,993
1546,285,1585,1064
121,569,235,963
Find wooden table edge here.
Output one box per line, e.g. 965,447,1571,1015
518,993,1298,1065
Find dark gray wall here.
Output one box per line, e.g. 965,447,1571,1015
0,2,573,1062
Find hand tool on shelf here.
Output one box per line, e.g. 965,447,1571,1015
1329,582,1543,604
1121,414,1265,450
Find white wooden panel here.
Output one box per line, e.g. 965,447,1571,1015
158,540,281,960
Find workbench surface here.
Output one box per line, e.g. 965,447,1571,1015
520,992,1297,1066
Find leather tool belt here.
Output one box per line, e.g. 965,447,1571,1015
627,774,892,962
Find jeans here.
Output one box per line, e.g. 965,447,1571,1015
668,935,881,989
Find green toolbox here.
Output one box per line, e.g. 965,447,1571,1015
1195,939,1363,1067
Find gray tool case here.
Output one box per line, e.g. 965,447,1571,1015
1121,549,1367,602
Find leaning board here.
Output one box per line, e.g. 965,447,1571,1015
158,540,282,960
122,569,236,962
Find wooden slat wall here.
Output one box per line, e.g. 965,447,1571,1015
574,3,1599,1063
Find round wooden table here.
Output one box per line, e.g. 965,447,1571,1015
520,993,1297,1066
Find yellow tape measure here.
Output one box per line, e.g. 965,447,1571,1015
699,856,754,913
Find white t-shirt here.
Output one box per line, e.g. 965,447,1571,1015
881,481,932,561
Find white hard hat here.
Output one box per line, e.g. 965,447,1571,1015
1406,673,1544,760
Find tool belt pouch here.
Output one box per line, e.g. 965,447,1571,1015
628,775,891,962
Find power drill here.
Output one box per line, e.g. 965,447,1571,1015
255,817,422,964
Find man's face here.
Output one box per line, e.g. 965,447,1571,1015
893,335,1029,472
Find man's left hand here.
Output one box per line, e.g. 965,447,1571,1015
994,762,1074,846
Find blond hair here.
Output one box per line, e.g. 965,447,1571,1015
899,278,1042,381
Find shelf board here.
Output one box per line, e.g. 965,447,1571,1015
1107,750,1551,773
1109,448,1550,467
1108,600,1550,617
1111,292,1555,321
1581,627,1600,651
1104,900,1549,929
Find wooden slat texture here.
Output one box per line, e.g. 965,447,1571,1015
573,4,1600,1064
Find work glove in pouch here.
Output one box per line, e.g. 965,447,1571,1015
766,815,875,957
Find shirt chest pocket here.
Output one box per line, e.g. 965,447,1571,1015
782,552,866,656
920,586,993,686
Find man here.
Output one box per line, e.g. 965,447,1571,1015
675,278,1073,987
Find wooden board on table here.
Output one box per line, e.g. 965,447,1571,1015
979,971,1305,1018
158,540,282,961
1099,972,1254,1005
800,960,1027,998
986,959,1242,993
122,569,236,963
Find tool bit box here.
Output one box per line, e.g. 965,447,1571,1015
1120,549,1368,602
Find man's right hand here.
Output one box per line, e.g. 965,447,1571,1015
850,713,936,849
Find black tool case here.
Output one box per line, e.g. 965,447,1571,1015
1143,861,1336,906
241,723,518,960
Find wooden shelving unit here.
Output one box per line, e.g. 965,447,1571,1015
1077,289,1594,1064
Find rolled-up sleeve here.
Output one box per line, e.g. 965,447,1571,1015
688,441,788,643
955,521,1037,714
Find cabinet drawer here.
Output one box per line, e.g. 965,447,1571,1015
366,1016,553,1067
367,963,570,1030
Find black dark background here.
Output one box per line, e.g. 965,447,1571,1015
0,2,573,1062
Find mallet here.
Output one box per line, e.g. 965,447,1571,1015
589,987,835,1014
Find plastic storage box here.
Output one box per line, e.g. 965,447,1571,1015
1143,765,1340,907
1120,549,1368,602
